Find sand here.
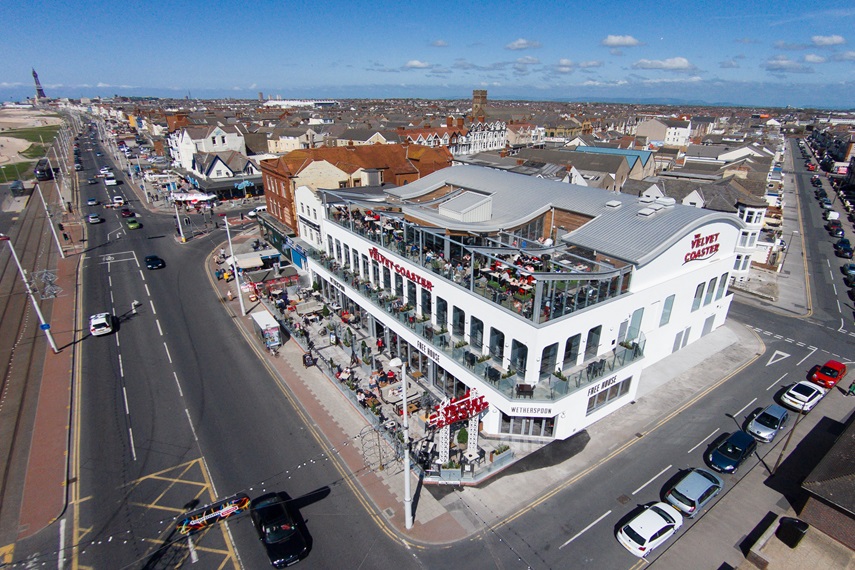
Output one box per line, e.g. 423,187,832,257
0,109,65,165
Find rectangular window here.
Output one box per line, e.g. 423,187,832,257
716,273,729,299
748,232,757,248
691,283,705,312
211,136,216,145
660,294,675,326
733,255,743,271
739,231,750,247
313,208,317,219
704,277,717,306
220,136,226,144
586,377,632,415
741,255,751,271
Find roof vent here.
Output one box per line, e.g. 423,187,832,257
649,203,665,212
638,196,654,204
655,197,676,207
605,200,622,209
637,208,655,218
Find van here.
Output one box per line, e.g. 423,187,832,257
824,210,839,221
247,205,267,219
105,176,117,186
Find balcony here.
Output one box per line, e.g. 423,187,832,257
306,249,645,404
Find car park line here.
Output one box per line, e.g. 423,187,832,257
631,465,672,496
733,398,757,418
767,373,787,391
688,428,719,454
559,510,612,549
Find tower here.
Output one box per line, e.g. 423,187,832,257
472,89,487,118
32,68,47,101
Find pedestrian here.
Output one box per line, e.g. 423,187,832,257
848,381,855,397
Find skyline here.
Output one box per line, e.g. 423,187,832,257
2,1,855,109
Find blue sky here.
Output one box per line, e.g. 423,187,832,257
2,1,854,108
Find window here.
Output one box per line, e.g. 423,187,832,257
741,255,751,271
313,208,317,219
215,169,222,177
704,277,717,306
220,136,226,144
733,255,744,271
339,181,348,189
211,136,216,145
715,273,729,299
691,283,705,312
739,231,750,247
489,328,505,360
470,317,483,350
586,377,631,415
301,204,305,214
660,294,675,327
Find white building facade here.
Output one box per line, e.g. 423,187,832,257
304,167,743,441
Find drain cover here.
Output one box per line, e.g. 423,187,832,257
617,494,631,505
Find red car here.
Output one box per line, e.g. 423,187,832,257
120,208,134,218
811,360,847,389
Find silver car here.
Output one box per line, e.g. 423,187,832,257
664,468,723,518
747,404,789,443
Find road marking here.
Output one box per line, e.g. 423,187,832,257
128,427,137,461
144,283,150,297
797,342,805,347
766,350,790,367
150,299,157,315
773,335,783,340
58,518,65,570
559,510,612,549
797,347,817,366
187,535,199,563
118,354,124,377
688,428,719,454
837,301,842,314
108,275,112,287
139,269,145,281
832,283,838,296
164,342,172,363
734,397,757,418
122,386,130,415
632,465,672,496
174,372,183,397
784,338,794,343
184,409,198,442
768,374,787,391
156,319,163,336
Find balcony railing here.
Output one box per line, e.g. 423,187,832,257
306,249,645,403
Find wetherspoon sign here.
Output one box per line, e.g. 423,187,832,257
368,247,434,290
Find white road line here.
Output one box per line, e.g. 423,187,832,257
108,275,112,287
798,347,817,366
139,269,145,281
839,318,845,331
118,354,124,377
187,535,199,563
164,342,173,363
156,319,163,336
58,518,66,570
150,299,157,315
837,301,842,314
559,510,612,549
768,374,787,391
128,427,137,461
632,465,672,496
832,283,838,296
174,372,183,397
785,338,794,343
773,335,783,340
184,409,198,442
797,342,805,347
110,290,114,304
122,386,130,415
144,283,150,297
734,397,758,418
688,428,720,454
763,331,773,336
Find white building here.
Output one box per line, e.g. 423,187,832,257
169,124,246,170
303,166,743,441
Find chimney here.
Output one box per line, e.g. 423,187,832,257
457,117,464,128
446,116,453,128
478,116,485,123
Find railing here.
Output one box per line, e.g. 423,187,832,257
306,249,646,403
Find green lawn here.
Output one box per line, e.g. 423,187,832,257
0,125,61,144
19,143,46,159
0,161,36,182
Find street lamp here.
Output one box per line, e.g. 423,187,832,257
781,230,799,268
219,214,246,316
388,356,413,530
0,234,58,353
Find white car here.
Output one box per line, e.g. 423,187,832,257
112,196,125,206
99,166,112,174
87,213,102,224
780,381,826,412
617,502,683,557
89,313,113,336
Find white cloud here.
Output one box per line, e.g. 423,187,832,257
581,79,628,87
641,76,703,85
774,41,809,50
804,54,827,63
431,40,448,47
719,59,739,69
403,60,431,69
505,38,541,50
812,34,845,46
609,48,624,56
558,58,573,66
763,55,813,73
601,35,640,47
834,51,855,61
516,56,539,65
578,60,603,68
631,57,696,71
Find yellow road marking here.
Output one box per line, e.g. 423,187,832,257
0,544,13,563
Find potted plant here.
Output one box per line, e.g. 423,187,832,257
457,427,468,446
454,339,468,349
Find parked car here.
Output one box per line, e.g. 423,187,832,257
845,274,855,288
144,255,165,270
707,431,757,473
838,245,854,259
89,313,113,336
834,238,851,252
842,263,855,278
249,492,309,568
86,198,99,206
780,381,826,412
830,227,845,239
747,404,790,443
616,502,683,557
87,177,97,185
664,468,723,518
87,213,102,224
811,360,847,389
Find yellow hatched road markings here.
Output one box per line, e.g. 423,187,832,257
0,544,13,563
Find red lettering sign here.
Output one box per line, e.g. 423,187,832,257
368,247,434,290
683,232,720,264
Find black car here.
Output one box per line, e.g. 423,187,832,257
144,255,165,270
250,493,308,568
834,238,851,252
838,245,854,259
830,226,845,238
707,431,757,473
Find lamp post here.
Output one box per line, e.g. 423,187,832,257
0,234,58,353
219,214,246,316
781,230,799,268
35,184,65,259
388,356,413,530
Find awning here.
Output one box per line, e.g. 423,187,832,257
236,255,264,269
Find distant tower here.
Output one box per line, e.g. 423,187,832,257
472,89,487,118
32,68,47,102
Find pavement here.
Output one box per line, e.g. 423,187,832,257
11,141,854,568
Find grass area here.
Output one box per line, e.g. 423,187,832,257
0,125,61,144
19,143,46,159
0,161,36,182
